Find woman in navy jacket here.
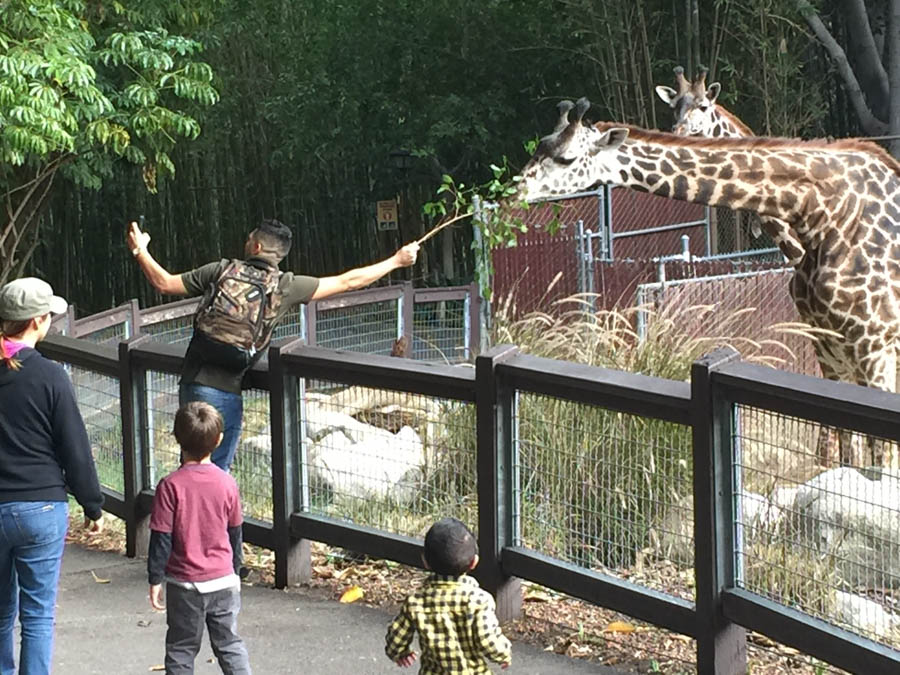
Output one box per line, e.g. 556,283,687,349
0,278,104,675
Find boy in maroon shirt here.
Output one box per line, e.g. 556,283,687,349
148,401,250,674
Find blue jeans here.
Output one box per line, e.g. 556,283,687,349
0,501,69,675
179,384,243,472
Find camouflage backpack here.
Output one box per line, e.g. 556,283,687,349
193,259,284,370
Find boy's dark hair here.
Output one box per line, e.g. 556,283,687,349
173,401,224,462
423,517,477,576
251,218,293,260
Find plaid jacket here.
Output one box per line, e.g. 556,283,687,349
385,574,512,674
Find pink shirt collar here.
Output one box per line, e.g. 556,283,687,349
1,338,28,360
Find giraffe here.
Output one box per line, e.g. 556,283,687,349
516,98,900,467
655,66,805,266
655,68,894,463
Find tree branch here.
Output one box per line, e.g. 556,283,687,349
837,0,889,116
797,0,888,135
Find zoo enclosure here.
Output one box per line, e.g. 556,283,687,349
41,326,900,674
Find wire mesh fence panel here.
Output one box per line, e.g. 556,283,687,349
142,315,195,345
734,405,900,651
711,207,786,263
512,392,694,599
233,388,273,522
314,300,399,354
69,366,123,493
77,321,130,346
271,305,305,342
493,198,589,318
300,378,477,538
145,370,182,487
744,635,850,674
413,299,469,363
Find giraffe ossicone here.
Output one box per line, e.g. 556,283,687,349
517,97,900,468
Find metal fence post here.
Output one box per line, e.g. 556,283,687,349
119,337,152,558
472,195,492,353
270,339,310,588
691,347,746,673
467,282,481,359
475,344,522,622
306,301,318,347
401,281,414,345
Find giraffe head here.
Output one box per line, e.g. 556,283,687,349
655,66,722,136
516,97,628,202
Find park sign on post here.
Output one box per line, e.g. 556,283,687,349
377,199,398,231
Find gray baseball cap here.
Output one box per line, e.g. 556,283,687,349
0,277,67,321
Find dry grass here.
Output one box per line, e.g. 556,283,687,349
492,292,832,380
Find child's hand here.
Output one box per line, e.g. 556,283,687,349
395,652,417,668
149,584,165,611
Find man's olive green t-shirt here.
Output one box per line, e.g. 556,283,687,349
179,257,318,394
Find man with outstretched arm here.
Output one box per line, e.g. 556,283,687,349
127,218,418,472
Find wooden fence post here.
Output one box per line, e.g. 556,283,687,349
119,337,152,558
476,344,522,622
692,347,746,673
128,298,142,338
270,339,310,588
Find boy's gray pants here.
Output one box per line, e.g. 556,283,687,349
165,583,251,674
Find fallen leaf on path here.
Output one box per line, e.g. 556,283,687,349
603,621,635,633
148,665,164,671
90,570,110,584
524,589,554,603
339,585,364,603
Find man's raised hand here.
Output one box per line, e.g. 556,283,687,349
127,221,151,254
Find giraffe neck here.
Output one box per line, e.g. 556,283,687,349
604,134,849,239
709,106,754,138
702,108,805,262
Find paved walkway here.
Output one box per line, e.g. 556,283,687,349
43,543,626,674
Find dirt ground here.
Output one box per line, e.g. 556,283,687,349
68,515,845,675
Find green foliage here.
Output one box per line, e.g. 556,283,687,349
422,154,564,300
0,0,218,188
0,0,219,284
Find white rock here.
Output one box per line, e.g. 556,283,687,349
791,467,900,587
309,424,425,502
834,590,899,638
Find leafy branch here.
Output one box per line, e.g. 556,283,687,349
421,148,561,300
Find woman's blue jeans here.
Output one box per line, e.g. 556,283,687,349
0,500,69,675
179,383,243,472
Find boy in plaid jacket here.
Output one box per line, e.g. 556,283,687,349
385,518,511,673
